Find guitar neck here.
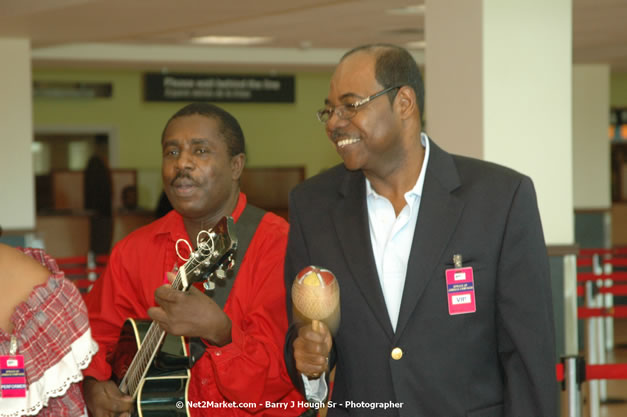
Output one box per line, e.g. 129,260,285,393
119,267,191,397
119,321,166,397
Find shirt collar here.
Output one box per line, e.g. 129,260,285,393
366,132,430,201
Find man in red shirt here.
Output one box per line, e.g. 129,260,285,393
83,103,305,417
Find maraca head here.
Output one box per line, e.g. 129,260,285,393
296,265,336,287
292,266,340,334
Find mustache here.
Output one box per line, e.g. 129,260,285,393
171,171,198,186
330,130,348,141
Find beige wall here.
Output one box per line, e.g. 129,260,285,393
21,64,627,233
33,68,340,209
611,72,627,107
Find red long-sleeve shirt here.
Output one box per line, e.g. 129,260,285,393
83,193,305,416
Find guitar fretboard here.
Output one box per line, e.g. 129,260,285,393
119,264,192,397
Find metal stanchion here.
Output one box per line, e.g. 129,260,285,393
599,258,626,405
563,255,582,417
564,254,579,355
597,308,608,402
592,254,608,403
603,211,613,351
586,277,600,417
604,261,614,351
87,250,98,282
563,356,583,417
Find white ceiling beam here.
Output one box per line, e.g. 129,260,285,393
31,42,425,70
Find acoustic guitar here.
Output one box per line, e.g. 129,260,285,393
109,216,237,417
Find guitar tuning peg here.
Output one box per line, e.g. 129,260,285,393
204,280,215,291
215,268,227,280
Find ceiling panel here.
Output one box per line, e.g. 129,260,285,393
0,0,625,71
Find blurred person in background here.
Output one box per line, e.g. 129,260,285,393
84,155,113,255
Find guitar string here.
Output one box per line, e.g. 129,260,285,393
125,267,186,395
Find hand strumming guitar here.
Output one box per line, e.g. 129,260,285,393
83,377,134,417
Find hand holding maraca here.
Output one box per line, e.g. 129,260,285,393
293,319,332,379
291,266,340,379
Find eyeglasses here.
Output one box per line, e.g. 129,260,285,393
316,85,402,123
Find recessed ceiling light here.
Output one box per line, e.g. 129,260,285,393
386,5,425,15
406,40,426,49
190,36,272,45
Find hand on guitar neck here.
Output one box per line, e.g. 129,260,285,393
84,377,133,417
147,271,232,346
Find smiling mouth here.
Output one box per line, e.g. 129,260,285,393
336,138,360,148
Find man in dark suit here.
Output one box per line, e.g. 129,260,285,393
284,44,557,417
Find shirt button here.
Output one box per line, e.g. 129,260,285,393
214,351,222,356
201,378,208,385
391,347,403,360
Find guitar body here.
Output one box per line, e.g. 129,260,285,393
110,318,190,417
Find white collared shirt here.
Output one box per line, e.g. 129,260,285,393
366,132,430,330
302,133,430,401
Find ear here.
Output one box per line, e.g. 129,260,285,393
394,86,418,121
230,153,246,181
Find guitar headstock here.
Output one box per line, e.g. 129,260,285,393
179,216,238,290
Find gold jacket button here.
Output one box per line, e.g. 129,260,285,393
391,347,403,360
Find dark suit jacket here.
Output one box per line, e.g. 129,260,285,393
284,138,557,417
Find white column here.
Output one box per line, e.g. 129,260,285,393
0,38,34,231
424,0,484,159
425,0,573,246
572,65,611,210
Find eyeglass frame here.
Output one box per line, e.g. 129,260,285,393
316,85,403,123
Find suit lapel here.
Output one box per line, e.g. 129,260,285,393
394,139,464,340
332,170,395,340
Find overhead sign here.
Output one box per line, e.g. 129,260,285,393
144,73,294,103
33,81,113,98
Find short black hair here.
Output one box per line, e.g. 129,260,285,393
161,102,246,156
342,44,425,123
